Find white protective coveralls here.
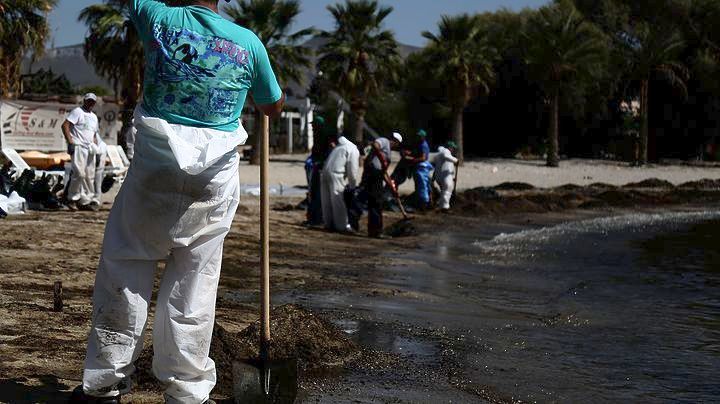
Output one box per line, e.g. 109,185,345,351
93,136,108,203
82,106,247,403
126,121,137,160
68,144,97,205
320,136,360,232
433,146,459,210
66,107,99,205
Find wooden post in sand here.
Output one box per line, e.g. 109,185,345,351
53,281,63,312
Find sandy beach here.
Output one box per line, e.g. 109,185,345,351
245,154,720,192
2,159,720,402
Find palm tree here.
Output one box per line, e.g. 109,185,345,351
0,0,57,97
523,0,608,167
422,14,498,164
318,0,401,144
79,0,144,142
225,0,315,164
620,23,688,165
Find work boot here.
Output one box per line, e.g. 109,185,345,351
69,386,120,403
78,201,100,212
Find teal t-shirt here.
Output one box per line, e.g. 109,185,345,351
130,0,282,132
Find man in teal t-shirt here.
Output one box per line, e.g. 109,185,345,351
74,1,284,403
132,0,283,130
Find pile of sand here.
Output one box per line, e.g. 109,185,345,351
134,305,357,395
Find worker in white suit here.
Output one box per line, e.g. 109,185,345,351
62,93,100,210
73,1,285,403
321,135,360,232
433,141,459,211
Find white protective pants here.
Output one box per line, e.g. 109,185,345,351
320,171,349,232
68,145,96,205
437,170,455,210
82,118,241,403
93,150,108,203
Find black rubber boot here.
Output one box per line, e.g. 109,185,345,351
69,386,121,403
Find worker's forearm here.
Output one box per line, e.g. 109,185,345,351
61,121,73,143
376,150,389,171
411,154,429,165
383,171,398,196
257,93,286,118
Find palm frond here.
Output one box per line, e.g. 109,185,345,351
225,0,314,86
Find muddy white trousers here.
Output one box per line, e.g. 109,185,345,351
320,171,349,232
93,151,107,203
82,127,240,403
68,144,96,205
437,170,455,210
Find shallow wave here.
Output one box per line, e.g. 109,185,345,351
472,211,720,263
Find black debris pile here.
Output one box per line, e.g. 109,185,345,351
0,163,64,210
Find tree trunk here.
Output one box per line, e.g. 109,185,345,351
452,106,465,165
119,25,143,151
639,79,649,165
0,59,8,96
353,109,366,145
546,91,560,167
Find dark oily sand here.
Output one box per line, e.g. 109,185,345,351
385,218,418,237
554,183,584,191
272,202,303,212
223,304,357,365
622,178,675,188
461,187,501,200
679,178,720,189
135,304,358,395
493,182,536,191
452,179,720,217
594,189,648,206
588,182,619,190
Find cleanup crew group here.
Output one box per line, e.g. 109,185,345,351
305,118,459,238
63,1,458,403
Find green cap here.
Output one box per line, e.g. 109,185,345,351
313,116,325,126
417,129,427,137
446,141,458,149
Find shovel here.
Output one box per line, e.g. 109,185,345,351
385,171,410,220
233,115,298,403
450,162,460,205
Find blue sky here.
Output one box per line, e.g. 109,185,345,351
49,0,548,48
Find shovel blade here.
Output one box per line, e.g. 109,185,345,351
232,359,298,404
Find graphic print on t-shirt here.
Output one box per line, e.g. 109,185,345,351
144,24,253,124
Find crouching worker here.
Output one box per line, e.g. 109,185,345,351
321,134,360,232
434,141,459,211
72,1,284,403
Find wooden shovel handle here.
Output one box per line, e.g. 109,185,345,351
383,170,409,220
261,115,271,345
